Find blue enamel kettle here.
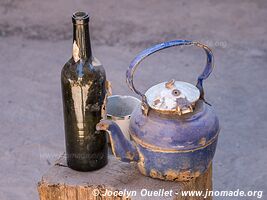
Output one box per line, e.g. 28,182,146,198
97,40,220,181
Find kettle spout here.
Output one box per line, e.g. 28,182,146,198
96,120,139,163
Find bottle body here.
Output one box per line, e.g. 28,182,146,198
61,12,108,171
61,57,108,171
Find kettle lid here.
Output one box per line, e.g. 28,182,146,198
145,79,200,115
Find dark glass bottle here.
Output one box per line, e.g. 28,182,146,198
61,12,108,171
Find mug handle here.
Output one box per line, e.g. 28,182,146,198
126,40,214,105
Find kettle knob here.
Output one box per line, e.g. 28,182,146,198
165,79,175,89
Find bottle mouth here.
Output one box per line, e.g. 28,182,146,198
72,11,90,24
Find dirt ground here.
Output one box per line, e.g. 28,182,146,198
0,0,267,199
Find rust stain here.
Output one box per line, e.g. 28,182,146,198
96,122,109,131
199,137,206,146
144,168,202,182
101,94,107,119
165,79,175,89
153,98,161,106
165,169,201,182
136,149,147,176
105,80,112,96
125,151,135,161
150,169,163,179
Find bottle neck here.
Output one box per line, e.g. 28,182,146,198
72,13,92,61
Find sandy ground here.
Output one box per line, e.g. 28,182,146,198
0,0,267,199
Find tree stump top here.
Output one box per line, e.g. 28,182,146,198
38,154,212,200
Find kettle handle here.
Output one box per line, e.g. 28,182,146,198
126,40,214,104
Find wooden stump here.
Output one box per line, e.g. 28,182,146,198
38,154,212,200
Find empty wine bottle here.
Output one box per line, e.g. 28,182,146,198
61,11,108,171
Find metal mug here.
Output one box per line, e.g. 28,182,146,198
106,95,141,140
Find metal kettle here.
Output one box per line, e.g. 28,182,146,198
97,40,220,182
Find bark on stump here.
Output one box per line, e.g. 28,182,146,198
38,155,212,200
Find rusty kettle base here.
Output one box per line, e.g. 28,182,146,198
134,139,217,182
